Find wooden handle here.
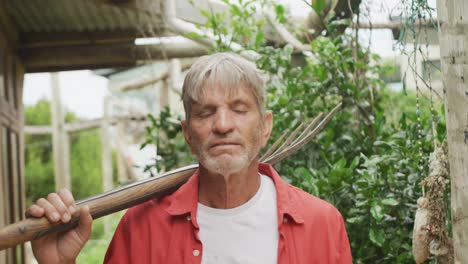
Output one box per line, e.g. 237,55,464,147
0,164,198,250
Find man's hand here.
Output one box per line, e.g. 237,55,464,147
27,188,93,264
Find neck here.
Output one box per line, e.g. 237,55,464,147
198,160,261,209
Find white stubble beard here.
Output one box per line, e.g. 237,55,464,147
194,128,263,175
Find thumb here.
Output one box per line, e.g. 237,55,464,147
77,205,93,243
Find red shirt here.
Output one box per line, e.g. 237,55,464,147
104,163,352,263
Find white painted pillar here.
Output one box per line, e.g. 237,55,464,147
50,73,71,191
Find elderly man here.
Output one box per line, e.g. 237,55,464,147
29,53,352,263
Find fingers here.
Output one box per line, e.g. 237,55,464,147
36,197,62,222
58,188,77,215
29,188,77,223
77,206,93,243
25,204,45,218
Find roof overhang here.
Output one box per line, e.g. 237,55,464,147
2,0,212,72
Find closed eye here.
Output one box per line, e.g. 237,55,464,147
233,109,247,114
231,102,249,114
198,110,214,117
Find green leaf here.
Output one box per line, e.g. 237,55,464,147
294,167,312,178
370,203,384,221
347,216,363,224
335,158,346,169
308,181,319,196
356,200,368,207
278,96,288,105
200,9,211,18
230,4,242,16
312,0,327,14
381,198,399,206
369,228,385,247
140,142,148,150
184,32,203,40
274,4,286,23
350,156,360,169
255,31,264,49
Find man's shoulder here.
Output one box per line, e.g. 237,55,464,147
121,194,172,223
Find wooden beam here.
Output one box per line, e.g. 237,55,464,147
350,19,438,30
119,60,192,91
18,30,178,48
65,118,107,133
0,0,19,49
20,42,208,73
24,115,148,135
89,0,137,9
88,0,156,15
19,31,140,49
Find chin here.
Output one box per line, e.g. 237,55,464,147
201,155,250,175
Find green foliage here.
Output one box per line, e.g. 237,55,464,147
311,0,327,14
70,130,103,199
24,96,124,261
77,212,124,263
140,107,193,173
141,1,447,263
25,99,105,206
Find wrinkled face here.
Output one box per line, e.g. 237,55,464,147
182,84,272,175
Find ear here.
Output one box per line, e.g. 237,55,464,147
181,120,194,152
260,112,273,148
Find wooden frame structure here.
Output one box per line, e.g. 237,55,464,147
0,1,25,261
0,0,207,263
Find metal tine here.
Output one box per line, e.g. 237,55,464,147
280,103,342,158
264,114,321,163
288,112,324,148
264,103,342,165
270,121,306,157
259,130,288,162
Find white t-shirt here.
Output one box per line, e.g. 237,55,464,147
197,174,279,264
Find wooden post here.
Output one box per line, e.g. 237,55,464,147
436,1,468,262
101,96,113,235
115,122,128,184
63,132,70,186
50,73,71,191
168,59,182,93
101,96,113,192
0,128,7,264
152,81,162,114
160,80,169,110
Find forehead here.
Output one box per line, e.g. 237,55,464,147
193,83,256,106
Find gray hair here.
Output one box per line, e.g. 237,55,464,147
182,53,266,121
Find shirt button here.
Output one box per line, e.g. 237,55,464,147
186,215,191,221
193,249,200,257
283,218,288,223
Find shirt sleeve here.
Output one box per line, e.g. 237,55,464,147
337,214,353,264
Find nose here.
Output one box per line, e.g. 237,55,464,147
212,109,235,134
